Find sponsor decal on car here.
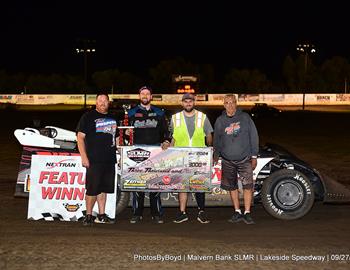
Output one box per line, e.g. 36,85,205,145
210,187,228,195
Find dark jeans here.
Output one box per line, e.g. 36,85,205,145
194,192,205,211
132,192,162,217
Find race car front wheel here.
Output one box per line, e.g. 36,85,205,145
116,180,130,215
261,169,315,220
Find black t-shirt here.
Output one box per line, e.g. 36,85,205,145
128,105,169,145
76,110,117,164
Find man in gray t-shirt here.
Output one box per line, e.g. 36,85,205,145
169,93,213,224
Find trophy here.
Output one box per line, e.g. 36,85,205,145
118,104,134,146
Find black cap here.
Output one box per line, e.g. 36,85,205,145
139,86,152,94
182,93,195,101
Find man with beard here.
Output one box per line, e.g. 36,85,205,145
213,94,259,225
77,92,117,226
170,93,213,223
128,86,170,224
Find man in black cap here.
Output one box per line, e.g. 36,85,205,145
170,93,213,223
127,86,170,224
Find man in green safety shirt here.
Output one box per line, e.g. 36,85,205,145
169,93,213,224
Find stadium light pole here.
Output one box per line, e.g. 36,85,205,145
76,39,96,109
296,43,316,110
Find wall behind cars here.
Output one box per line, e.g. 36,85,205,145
1,93,350,107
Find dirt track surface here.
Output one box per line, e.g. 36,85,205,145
1,109,350,269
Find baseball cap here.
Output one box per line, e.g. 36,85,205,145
182,93,195,101
139,86,152,94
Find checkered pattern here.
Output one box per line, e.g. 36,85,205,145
28,212,86,221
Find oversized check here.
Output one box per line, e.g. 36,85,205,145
120,146,212,192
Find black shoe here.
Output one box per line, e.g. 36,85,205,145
197,210,210,224
130,215,143,224
228,212,243,223
95,213,115,224
82,214,94,226
243,213,255,225
152,216,164,224
173,212,188,223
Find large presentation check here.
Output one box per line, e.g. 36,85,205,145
120,146,213,192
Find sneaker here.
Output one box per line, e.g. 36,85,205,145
82,214,94,226
95,213,114,224
243,213,255,225
152,216,164,224
197,210,210,224
130,215,143,224
173,212,188,223
228,212,243,223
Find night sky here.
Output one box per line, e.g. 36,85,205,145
1,2,349,80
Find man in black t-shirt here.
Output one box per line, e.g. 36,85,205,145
128,86,170,224
76,92,117,226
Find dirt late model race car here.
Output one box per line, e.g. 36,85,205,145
14,126,350,221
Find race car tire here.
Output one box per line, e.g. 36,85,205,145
261,169,315,220
116,189,130,215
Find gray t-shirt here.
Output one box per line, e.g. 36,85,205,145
169,111,213,138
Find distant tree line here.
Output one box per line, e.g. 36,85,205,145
0,56,349,94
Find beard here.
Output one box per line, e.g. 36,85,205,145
140,98,151,106
184,107,194,113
